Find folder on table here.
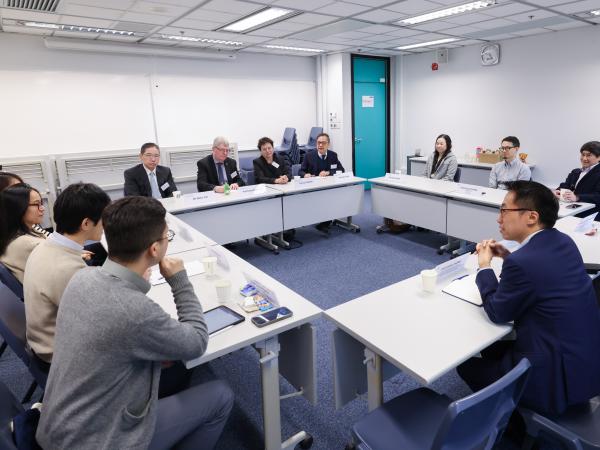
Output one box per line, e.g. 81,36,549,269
442,274,482,306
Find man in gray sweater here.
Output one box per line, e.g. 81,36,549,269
36,196,233,450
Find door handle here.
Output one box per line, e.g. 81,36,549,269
354,138,362,143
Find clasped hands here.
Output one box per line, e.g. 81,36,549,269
475,239,510,269
303,171,329,178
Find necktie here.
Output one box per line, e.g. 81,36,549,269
217,163,226,185
321,154,326,161
149,172,161,199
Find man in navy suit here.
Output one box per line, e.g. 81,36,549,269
299,133,345,178
457,180,600,416
124,143,177,198
196,136,245,193
555,140,600,217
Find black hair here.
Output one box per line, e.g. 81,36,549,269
53,183,111,235
0,172,23,192
140,142,160,155
502,136,520,148
0,183,41,256
505,180,558,228
102,196,166,263
257,137,274,150
431,134,453,174
316,133,330,143
580,141,600,158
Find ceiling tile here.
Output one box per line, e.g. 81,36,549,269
354,9,406,22
385,27,426,37
345,0,398,6
56,4,125,20
544,20,589,29
442,12,496,25
476,32,517,39
412,20,456,31
443,24,486,34
272,0,334,11
363,33,402,42
315,35,356,43
484,3,535,17
510,27,552,35
130,1,191,17
57,16,114,27
203,0,264,15
263,21,314,31
552,0,600,13
367,41,400,48
247,27,289,36
384,0,442,15
329,29,374,38
118,12,173,25
409,32,446,40
170,17,222,29
61,0,134,10
357,24,399,33
525,0,577,5
185,9,239,22
468,17,517,29
315,1,372,15
287,13,337,25
507,9,558,22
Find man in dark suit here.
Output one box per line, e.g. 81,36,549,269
299,133,345,178
457,181,600,417
196,136,245,192
555,140,600,217
124,143,177,199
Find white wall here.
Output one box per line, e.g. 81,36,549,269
0,33,317,158
397,26,600,184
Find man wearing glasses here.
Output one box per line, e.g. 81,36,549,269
196,136,245,192
457,181,600,422
124,142,178,199
488,136,531,189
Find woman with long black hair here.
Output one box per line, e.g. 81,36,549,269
423,134,458,181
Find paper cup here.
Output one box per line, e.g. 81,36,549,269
215,278,232,304
202,256,217,276
560,188,571,202
421,269,437,293
172,190,182,199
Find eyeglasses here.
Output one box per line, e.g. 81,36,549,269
28,202,45,210
499,146,515,152
214,146,229,153
157,229,176,243
499,208,530,216
142,153,160,159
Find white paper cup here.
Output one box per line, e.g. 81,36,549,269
560,188,571,202
421,269,437,293
294,175,300,180
172,190,182,199
202,256,217,276
214,278,231,304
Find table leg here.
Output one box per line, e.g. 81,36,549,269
271,231,290,249
255,234,279,254
364,348,383,411
334,216,360,232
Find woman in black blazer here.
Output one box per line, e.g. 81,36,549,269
252,137,291,184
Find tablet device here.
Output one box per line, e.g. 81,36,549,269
204,305,245,335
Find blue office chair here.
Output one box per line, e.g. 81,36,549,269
0,282,47,403
520,396,600,450
0,381,23,450
348,358,531,450
238,152,258,185
0,263,23,300
298,126,323,160
275,128,300,165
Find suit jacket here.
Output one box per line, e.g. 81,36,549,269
123,164,177,198
196,155,245,192
252,154,290,184
558,164,600,217
299,150,344,177
424,152,458,181
475,228,600,415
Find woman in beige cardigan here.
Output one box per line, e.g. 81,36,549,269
0,183,48,283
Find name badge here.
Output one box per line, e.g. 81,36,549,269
160,182,170,191
271,161,280,169
231,171,238,178
331,164,338,169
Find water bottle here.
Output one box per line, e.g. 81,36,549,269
223,182,231,195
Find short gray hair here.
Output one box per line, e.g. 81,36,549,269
212,136,230,149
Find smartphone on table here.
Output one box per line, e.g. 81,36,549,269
251,307,293,328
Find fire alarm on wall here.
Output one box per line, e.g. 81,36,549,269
431,62,439,71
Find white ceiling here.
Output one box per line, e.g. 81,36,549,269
0,0,598,56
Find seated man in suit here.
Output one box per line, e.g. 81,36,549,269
489,136,531,189
197,136,245,192
299,132,345,178
124,142,177,198
555,140,600,217
253,136,290,184
457,180,600,418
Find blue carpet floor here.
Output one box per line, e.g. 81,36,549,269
1,190,554,449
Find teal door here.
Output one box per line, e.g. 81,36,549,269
352,56,389,189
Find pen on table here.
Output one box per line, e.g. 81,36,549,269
453,274,468,281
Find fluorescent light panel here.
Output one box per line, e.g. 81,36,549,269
161,34,244,46
399,1,494,25
24,21,137,36
396,38,458,50
223,7,294,32
262,45,324,53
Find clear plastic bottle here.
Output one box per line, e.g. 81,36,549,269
223,182,231,195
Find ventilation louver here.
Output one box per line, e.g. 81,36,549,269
2,0,60,13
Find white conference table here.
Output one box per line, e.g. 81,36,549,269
147,246,322,450
370,175,594,243
555,215,600,270
165,212,216,254
325,256,511,412
161,185,284,248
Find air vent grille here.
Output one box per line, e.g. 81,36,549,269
3,0,60,13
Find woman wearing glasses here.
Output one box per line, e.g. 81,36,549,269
0,183,49,283
423,134,458,181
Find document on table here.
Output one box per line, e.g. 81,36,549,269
150,260,205,285
442,274,483,306
574,212,598,233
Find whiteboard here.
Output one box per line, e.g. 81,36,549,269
151,75,317,149
0,71,156,157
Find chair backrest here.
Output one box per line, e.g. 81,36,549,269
306,127,323,147
0,381,22,450
279,128,296,151
0,282,30,366
431,358,531,450
0,263,23,300
453,167,462,183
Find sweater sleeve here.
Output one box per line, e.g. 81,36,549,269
129,270,208,362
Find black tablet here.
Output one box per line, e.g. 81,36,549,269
204,305,245,335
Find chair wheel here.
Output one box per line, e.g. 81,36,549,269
355,228,360,233
298,434,313,449
274,250,279,255
437,249,444,255
376,228,383,234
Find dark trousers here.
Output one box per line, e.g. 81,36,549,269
456,340,513,393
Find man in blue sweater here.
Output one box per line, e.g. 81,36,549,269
37,196,233,450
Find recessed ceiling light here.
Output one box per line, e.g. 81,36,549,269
23,21,137,36
396,38,458,50
399,1,495,25
222,7,296,33
160,34,244,46
262,45,324,53
591,10,600,15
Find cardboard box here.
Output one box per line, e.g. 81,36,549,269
478,152,503,164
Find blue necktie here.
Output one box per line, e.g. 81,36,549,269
217,163,226,185
148,172,161,199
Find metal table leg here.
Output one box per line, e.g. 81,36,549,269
334,216,360,233
364,348,383,411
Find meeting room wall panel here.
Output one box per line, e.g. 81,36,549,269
0,33,317,159
396,26,600,186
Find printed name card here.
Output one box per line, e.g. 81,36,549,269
298,178,318,186
334,171,353,180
